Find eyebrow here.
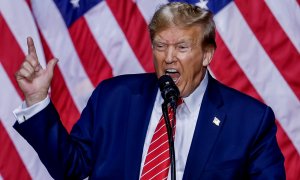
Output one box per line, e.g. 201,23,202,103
153,39,194,44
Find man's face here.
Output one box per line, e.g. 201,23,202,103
153,26,213,97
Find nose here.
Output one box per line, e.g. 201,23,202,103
165,46,176,64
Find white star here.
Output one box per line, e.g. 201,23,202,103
196,0,209,10
70,0,80,8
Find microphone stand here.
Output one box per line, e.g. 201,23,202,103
162,102,176,180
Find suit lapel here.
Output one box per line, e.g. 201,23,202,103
123,74,158,180
183,74,226,179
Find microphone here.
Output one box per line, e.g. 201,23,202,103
158,75,180,180
158,75,180,109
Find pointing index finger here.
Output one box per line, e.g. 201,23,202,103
27,37,38,59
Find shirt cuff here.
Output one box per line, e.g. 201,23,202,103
13,96,50,123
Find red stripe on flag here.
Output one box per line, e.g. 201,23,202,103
40,34,80,133
276,121,300,180
25,0,31,10
69,17,113,86
0,121,31,180
0,14,25,99
211,33,262,101
106,0,154,73
235,0,300,100
211,32,300,180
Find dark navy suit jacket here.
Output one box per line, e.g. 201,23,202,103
14,73,285,179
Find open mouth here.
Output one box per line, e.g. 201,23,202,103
165,69,180,84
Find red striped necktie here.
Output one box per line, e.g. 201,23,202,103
141,99,183,180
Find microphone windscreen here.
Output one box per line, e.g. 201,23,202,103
158,75,179,102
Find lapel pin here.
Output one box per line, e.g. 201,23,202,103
212,117,221,126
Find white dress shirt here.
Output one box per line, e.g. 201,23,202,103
140,72,208,180
13,95,50,123
13,72,208,180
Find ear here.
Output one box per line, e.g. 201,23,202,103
202,47,215,66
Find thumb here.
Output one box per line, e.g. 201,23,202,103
46,58,58,77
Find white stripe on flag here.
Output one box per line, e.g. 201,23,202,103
0,64,52,179
215,2,300,154
84,1,145,76
265,0,300,52
135,0,168,23
0,0,46,67
31,0,94,112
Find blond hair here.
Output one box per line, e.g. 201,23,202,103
149,2,216,49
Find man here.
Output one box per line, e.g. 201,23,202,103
13,2,285,179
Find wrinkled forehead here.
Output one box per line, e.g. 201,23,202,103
153,25,204,44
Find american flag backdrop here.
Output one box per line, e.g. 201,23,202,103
0,0,299,179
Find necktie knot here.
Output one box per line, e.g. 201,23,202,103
177,97,183,106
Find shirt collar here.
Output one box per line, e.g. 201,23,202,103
182,71,208,113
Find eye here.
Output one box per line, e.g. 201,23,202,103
154,43,167,51
177,44,190,52
178,45,188,49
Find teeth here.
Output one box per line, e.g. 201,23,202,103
165,69,180,84
165,69,178,73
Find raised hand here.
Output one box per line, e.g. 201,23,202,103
15,37,58,107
